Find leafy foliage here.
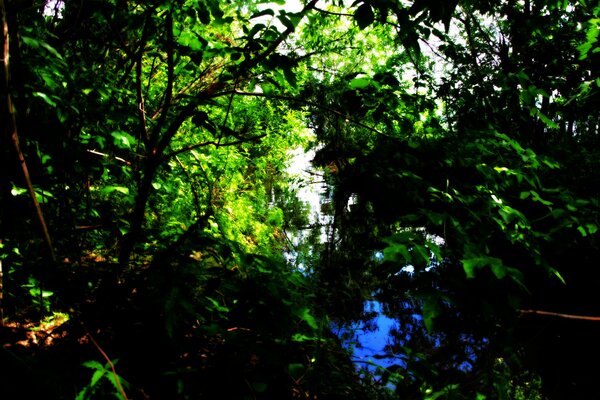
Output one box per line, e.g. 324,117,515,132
0,0,598,399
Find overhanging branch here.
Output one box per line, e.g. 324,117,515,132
164,134,266,161
519,309,600,322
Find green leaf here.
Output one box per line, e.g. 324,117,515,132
21,36,64,60
462,256,504,279
383,242,411,263
206,0,224,19
530,190,553,206
100,186,130,195
90,369,105,387
288,363,305,379
248,23,266,39
278,13,295,31
354,3,375,29
111,130,135,149
349,77,371,89
252,382,268,393
291,333,317,342
250,9,274,19
296,307,318,329
422,297,440,333
33,92,57,107
82,360,105,371
206,296,229,313
283,66,298,88
550,268,566,284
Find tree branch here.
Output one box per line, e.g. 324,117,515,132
1,0,56,263
164,134,266,161
152,10,174,144
519,309,600,322
314,7,353,17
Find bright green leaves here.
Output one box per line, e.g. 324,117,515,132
110,131,136,150
577,17,600,60
99,185,130,196
348,76,372,89
177,30,207,52
577,223,599,237
77,360,129,400
295,307,318,329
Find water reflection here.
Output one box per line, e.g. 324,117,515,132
333,301,406,371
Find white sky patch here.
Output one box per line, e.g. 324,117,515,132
43,0,64,18
286,146,323,224
253,0,305,33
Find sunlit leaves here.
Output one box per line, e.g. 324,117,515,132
577,17,600,60
348,76,371,89
110,131,136,150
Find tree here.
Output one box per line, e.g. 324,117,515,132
306,0,599,397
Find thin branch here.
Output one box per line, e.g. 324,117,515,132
86,149,132,165
314,6,353,17
519,309,600,322
0,239,3,326
152,11,174,143
164,134,266,161
84,328,129,400
136,62,149,144
1,0,56,263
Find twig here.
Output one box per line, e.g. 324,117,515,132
85,328,129,400
86,149,132,165
314,7,353,17
519,309,600,322
152,11,174,142
164,134,266,161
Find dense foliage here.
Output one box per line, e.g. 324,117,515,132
1,0,598,399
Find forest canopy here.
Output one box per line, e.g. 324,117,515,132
1,0,599,399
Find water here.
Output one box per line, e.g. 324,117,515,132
334,301,407,372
